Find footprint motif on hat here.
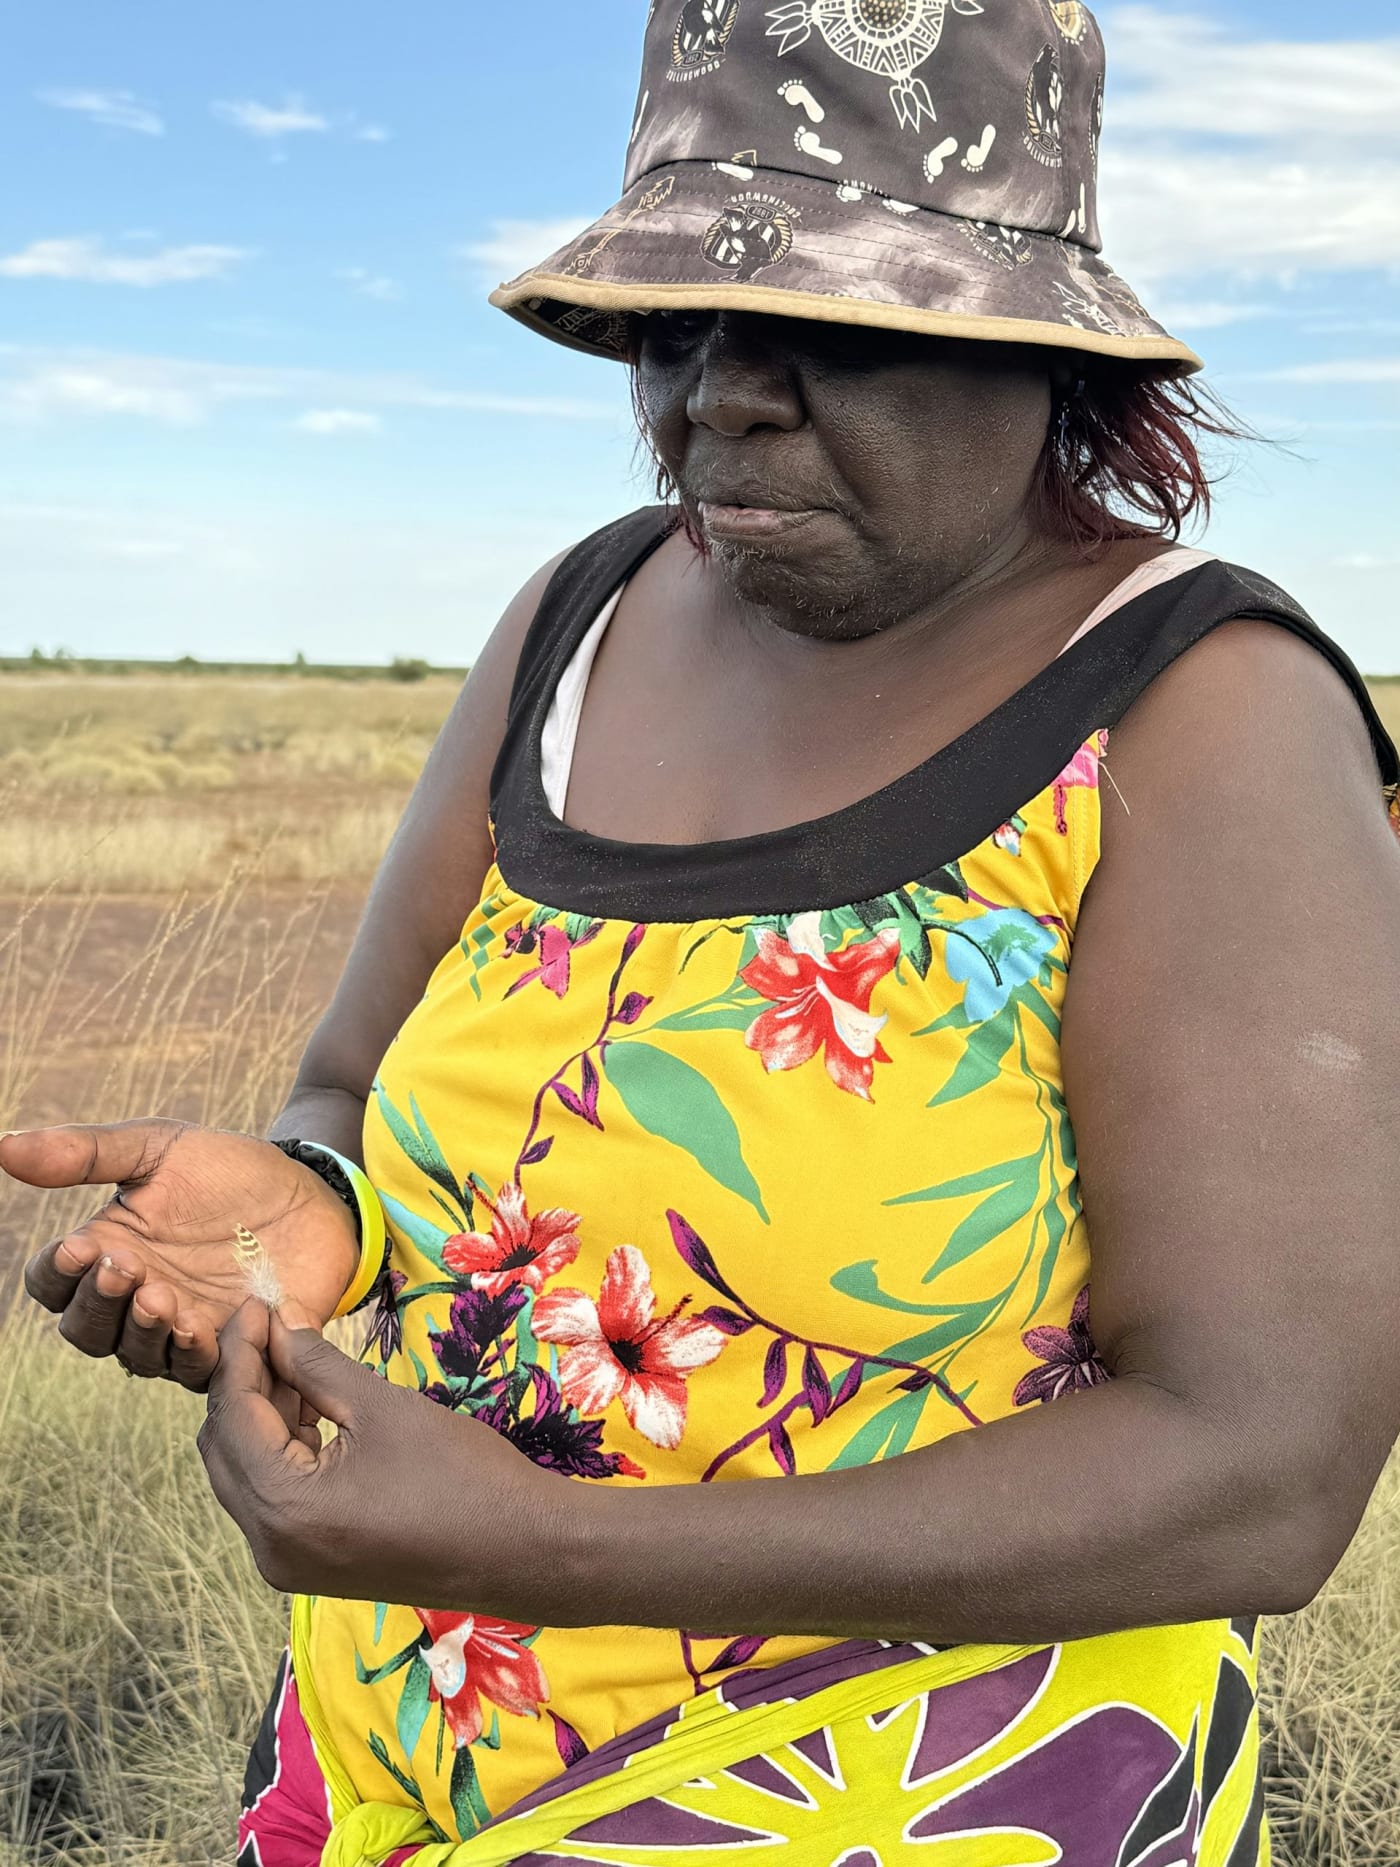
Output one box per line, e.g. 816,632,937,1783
766,0,987,132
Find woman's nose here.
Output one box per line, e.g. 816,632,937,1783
686,315,803,436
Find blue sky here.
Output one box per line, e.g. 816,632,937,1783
2,1,1398,669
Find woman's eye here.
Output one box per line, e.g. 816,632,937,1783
648,310,712,349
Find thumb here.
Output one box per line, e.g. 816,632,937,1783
267,1311,381,1429
0,1119,184,1191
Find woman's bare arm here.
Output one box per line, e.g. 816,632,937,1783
271,552,564,1160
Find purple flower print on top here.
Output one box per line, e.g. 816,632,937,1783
1013,1286,1111,1407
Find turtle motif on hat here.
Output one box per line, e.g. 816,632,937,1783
766,0,987,132
671,0,743,81
702,191,800,278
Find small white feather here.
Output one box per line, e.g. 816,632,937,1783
242,1254,284,1310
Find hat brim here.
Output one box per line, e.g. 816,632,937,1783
490,162,1200,375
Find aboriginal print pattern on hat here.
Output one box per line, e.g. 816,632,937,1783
766,0,989,133
491,0,1202,371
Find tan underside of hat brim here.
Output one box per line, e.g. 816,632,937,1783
491,273,1203,375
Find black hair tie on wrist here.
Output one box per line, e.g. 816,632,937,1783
272,1138,364,1244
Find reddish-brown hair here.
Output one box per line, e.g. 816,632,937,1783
1035,360,1252,550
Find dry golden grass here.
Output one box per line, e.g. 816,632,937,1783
0,674,457,894
1,671,1398,1863
1368,680,1400,758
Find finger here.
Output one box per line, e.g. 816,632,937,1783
0,1120,180,1192
168,1312,220,1394
208,1297,274,1405
118,1281,179,1380
200,1302,297,1483
277,1383,325,1454
56,1254,150,1360
270,1376,305,1439
24,1232,105,1312
267,1313,379,1430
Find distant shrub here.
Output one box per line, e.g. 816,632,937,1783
388,657,431,683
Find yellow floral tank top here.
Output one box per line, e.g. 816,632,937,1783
290,509,1400,1866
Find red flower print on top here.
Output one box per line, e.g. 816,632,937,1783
532,1244,727,1450
742,911,901,1100
443,1184,582,1297
415,1610,548,1750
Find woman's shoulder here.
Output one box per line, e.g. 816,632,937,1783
1091,582,1400,886
1071,549,1397,811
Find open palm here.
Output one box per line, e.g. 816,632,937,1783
4,1120,360,1389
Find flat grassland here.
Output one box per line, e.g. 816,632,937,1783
2,670,1399,1864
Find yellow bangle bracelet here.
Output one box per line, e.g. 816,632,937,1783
310,1148,389,1320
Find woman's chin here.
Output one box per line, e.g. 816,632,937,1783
711,541,876,637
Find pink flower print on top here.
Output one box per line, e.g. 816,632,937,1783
506,918,602,998
1052,728,1109,834
533,1244,727,1450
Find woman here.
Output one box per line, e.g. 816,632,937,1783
9,3,1400,1862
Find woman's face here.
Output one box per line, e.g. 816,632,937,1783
635,310,1055,639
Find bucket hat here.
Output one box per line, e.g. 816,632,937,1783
490,0,1199,373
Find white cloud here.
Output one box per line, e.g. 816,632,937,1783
1336,553,1400,571
2,368,205,424
1299,319,1400,338
0,500,255,576
0,237,250,287
1149,301,1273,332
1096,9,1400,292
461,217,593,284
0,345,624,428
1101,154,1400,283
340,266,401,302
1106,8,1400,142
354,124,391,144
213,95,329,139
1259,358,1400,385
295,408,382,436
98,536,189,562
36,88,164,136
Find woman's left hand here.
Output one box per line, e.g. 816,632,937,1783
198,1300,576,1619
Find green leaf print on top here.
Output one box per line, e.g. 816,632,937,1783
374,1085,472,1228
602,1042,769,1223
895,1154,1045,1286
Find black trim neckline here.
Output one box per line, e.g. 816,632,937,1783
491,508,1400,923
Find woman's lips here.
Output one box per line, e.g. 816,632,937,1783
697,501,824,542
